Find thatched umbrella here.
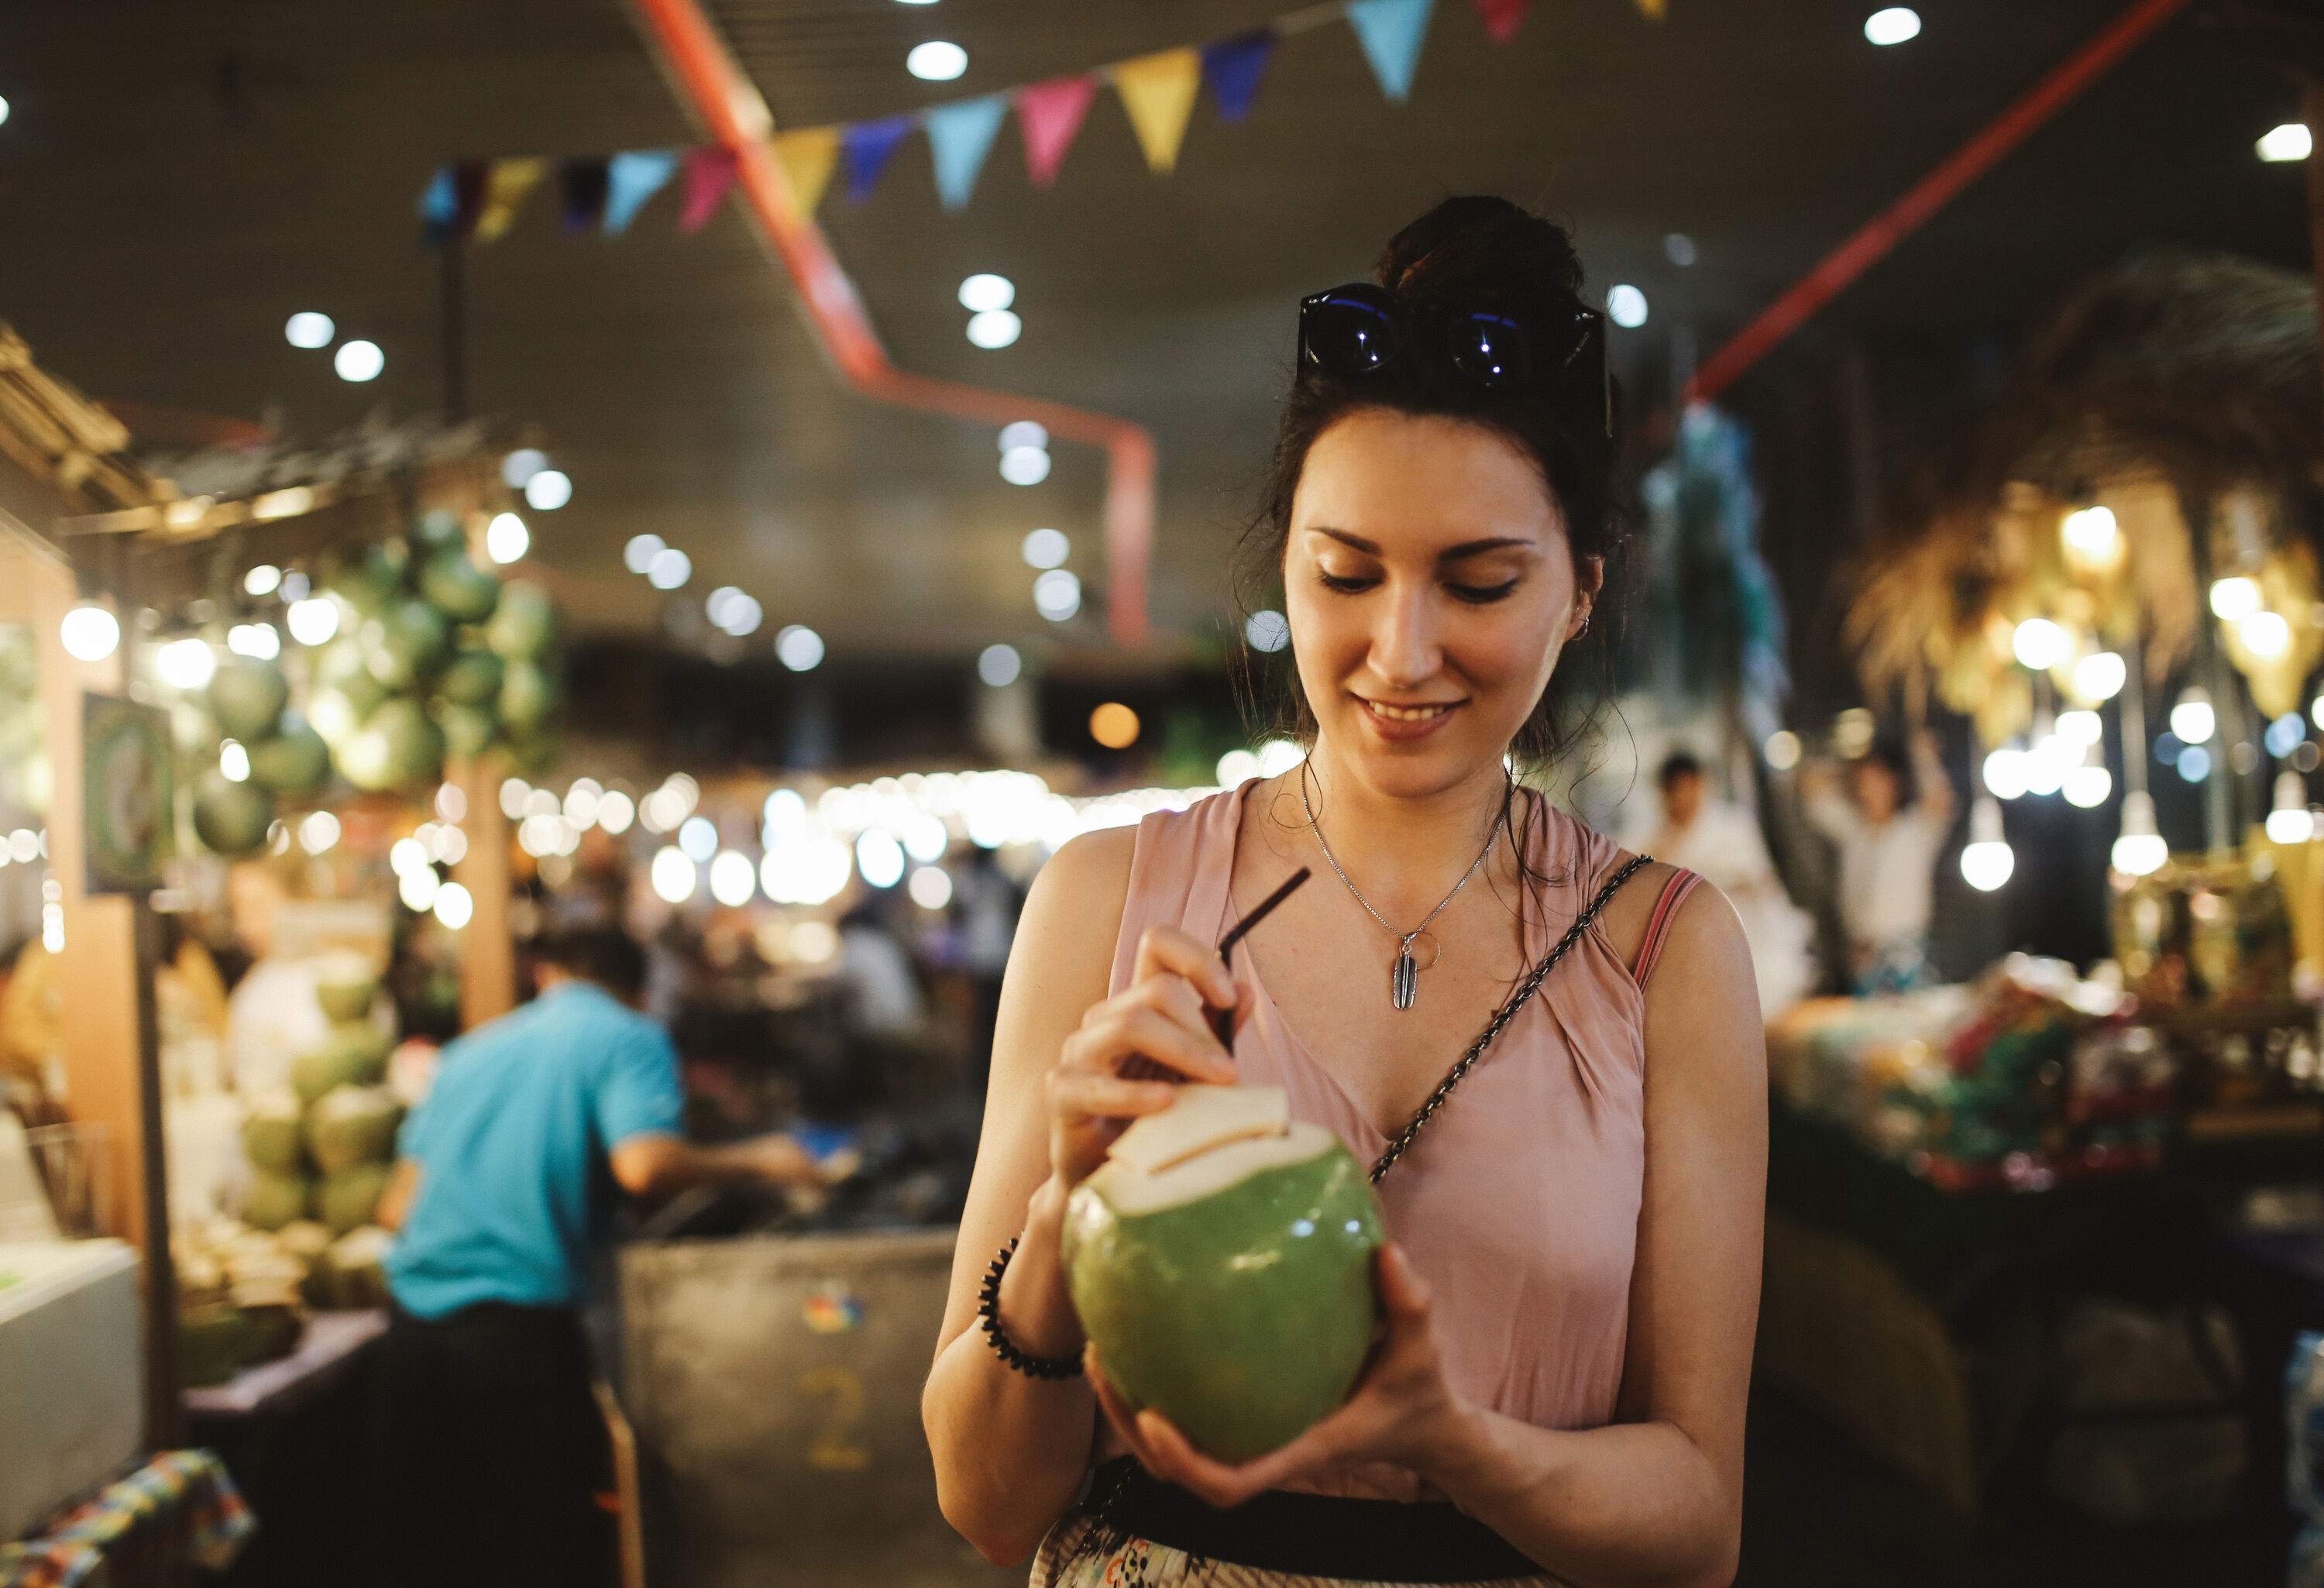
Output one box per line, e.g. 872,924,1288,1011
1850,251,2321,748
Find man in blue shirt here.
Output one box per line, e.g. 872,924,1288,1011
373,927,827,1588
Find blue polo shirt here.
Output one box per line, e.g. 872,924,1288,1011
386,981,684,1319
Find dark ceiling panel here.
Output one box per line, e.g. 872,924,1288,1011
0,0,2305,675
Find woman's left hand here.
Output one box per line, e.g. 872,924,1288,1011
1085,1243,1470,1509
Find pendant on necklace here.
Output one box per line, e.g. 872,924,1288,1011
1391,945,1418,1011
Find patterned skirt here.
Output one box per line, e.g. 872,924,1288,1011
1027,1505,1561,1588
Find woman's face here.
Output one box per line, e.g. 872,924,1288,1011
1284,407,1597,802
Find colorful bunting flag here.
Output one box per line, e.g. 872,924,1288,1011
1200,32,1276,123
1346,0,1436,103
841,116,913,205
679,146,738,232
926,95,1009,211
559,158,610,232
773,125,841,218
1018,75,1100,189
1113,49,1203,175
604,150,679,233
414,0,1659,237
1471,0,1531,43
473,157,548,244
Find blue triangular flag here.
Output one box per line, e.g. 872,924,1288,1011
418,167,459,244
603,150,679,233
925,96,1008,211
842,116,914,205
1346,0,1435,103
1200,31,1276,123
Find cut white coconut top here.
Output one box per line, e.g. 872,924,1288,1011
1087,1119,1340,1215
1108,1084,1290,1175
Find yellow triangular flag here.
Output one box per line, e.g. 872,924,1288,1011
772,126,841,222
1113,48,1202,175
473,157,548,244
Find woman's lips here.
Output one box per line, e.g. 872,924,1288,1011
1353,696,1463,743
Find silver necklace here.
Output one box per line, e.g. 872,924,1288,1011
1301,775,1505,1011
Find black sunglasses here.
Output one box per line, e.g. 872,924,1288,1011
1297,282,1611,442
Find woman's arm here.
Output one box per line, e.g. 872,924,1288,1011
1425,885,1765,1587
921,827,1135,1566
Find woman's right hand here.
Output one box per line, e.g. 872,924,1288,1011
1045,925,1243,1188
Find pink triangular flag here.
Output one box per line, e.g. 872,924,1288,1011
1472,0,1531,43
679,146,738,232
1017,75,1099,189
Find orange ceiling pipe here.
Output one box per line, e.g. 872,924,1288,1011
626,0,1156,647
1688,0,2191,404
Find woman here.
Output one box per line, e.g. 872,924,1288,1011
923,197,1766,1588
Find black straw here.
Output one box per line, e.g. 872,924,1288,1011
1209,867,1309,1050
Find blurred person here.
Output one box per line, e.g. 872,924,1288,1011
835,899,926,1041
954,845,1024,1086
1800,729,1954,995
371,926,836,1588
925,198,1765,1588
1627,750,1814,1015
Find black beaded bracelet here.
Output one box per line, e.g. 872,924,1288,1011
977,1236,1084,1381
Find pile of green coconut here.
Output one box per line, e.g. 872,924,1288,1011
177,957,405,1383
190,506,563,858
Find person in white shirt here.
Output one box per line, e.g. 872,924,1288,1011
1799,730,1954,995
1628,751,1814,1015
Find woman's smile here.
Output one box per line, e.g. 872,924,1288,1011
1353,694,1466,742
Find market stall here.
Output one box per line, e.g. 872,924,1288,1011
1759,253,2324,1527
0,318,589,1579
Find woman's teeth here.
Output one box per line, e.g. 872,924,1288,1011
1367,700,1454,721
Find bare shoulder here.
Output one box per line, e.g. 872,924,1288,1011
1638,878,1767,1090
1022,824,1137,932
1003,825,1140,1012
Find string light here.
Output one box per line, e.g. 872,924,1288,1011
1959,796,2013,892
60,603,120,662
2113,790,2168,876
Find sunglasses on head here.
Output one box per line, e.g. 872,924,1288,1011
1297,282,1611,442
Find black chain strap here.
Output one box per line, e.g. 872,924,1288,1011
1368,854,1654,1184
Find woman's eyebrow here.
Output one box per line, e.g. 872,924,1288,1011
1307,528,1538,561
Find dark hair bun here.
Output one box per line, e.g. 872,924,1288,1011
1373,195,1585,303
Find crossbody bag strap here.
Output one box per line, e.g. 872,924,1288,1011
1368,852,1654,1184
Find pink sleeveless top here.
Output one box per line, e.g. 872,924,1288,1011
1108,782,1690,1497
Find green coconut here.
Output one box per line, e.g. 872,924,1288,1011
191,768,275,858
339,697,444,793
241,1091,306,1175
180,1302,266,1387
1064,1091,1382,1463
305,1085,403,1176
409,508,466,553
311,1225,394,1311
486,579,557,662
437,646,504,706
435,699,498,761
313,951,379,1021
274,1220,333,1265
329,541,411,617
242,1169,314,1232
421,550,501,624
318,1163,393,1236
499,658,558,733
291,1022,389,1104
208,657,289,741
362,599,452,691
247,714,331,796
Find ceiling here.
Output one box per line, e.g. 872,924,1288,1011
0,0,2309,676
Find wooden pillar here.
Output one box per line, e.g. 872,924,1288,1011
451,755,515,1029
